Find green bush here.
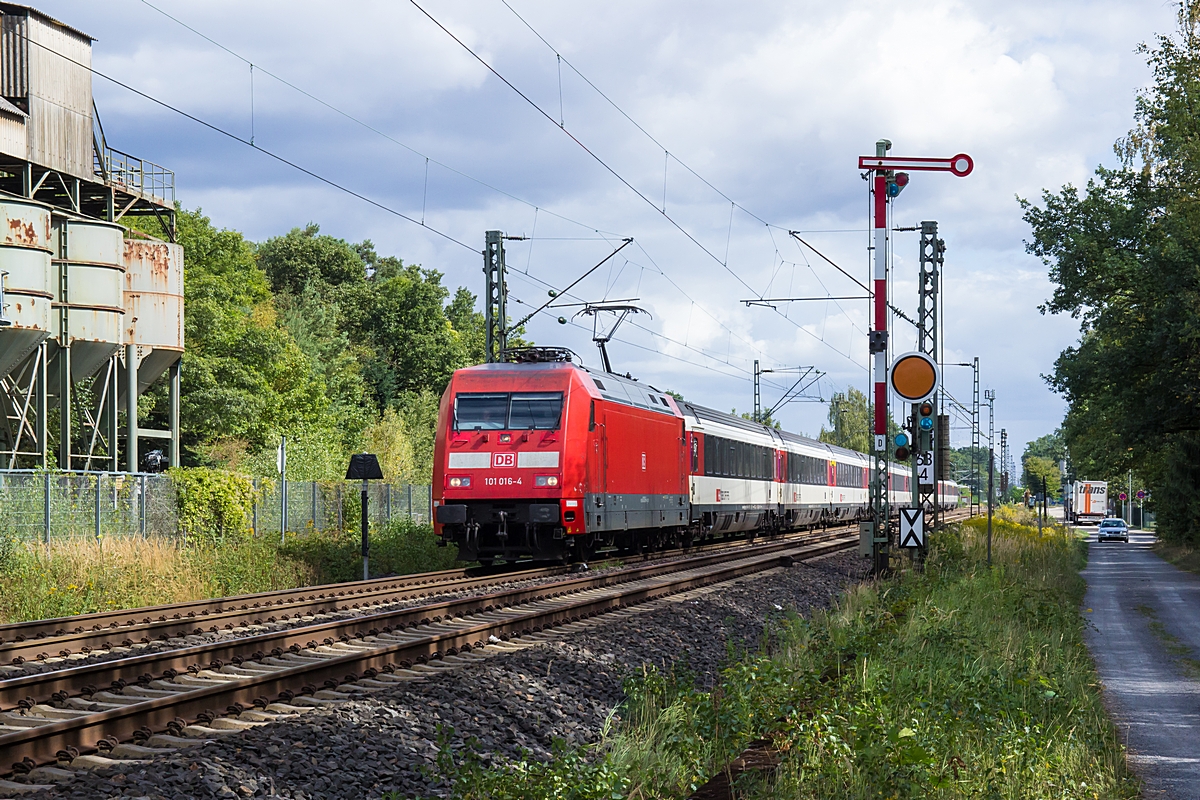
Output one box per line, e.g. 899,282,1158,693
170,467,255,541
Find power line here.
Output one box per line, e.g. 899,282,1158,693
136,0,619,242
408,0,761,296
25,31,478,253
133,1,817,385
123,3,876,390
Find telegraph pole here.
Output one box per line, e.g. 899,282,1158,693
971,357,980,516
985,388,995,516
1000,428,1009,500
483,231,507,362
857,145,972,574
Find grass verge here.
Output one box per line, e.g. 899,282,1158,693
1152,541,1200,577
0,519,456,623
434,508,1136,799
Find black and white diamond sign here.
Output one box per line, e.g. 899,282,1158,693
900,507,925,548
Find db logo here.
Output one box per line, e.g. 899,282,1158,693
493,453,515,468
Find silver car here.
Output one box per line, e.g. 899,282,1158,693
1097,518,1129,543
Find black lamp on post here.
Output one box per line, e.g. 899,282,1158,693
346,453,384,581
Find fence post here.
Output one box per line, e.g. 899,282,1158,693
43,471,50,555
385,484,391,524
311,481,318,531
407,483,413,521
94,473,102,541
252,478,258,537
337,484,343,531
140,474,147,539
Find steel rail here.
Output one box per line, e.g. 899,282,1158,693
0,533,859,774
0,564,534,644
0,522,866,667
0,528,859,713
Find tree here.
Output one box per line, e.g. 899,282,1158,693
819,386,902,453
820,387,870,453
132,209,331,464
1022,2,1200,541
257,224,366,295
1023,456,1062,500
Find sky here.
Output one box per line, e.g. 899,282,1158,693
34,0,1182,461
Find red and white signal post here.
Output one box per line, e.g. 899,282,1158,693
858,142,972,574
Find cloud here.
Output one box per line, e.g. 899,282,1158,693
34,0,1178,451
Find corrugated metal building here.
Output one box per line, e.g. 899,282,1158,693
0,4,93,180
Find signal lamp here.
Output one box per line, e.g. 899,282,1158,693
895,446,911,461
535,475,560,487
918,401,934,416
919,417,934,431
894,432,909,448
448,476,472,488
886,171,909,198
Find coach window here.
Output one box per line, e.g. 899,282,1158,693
454,393,509,430
509,392,564,430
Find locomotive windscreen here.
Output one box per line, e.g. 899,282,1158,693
509,393,563,429
454,392,563,430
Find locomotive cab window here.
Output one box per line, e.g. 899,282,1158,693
509,392,563,430
454,393,509,430
454,392,564,431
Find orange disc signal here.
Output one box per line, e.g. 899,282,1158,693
888,352,940,402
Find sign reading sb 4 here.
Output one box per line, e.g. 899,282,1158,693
915,451,934,488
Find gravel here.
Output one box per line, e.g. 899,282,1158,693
10,549,865,800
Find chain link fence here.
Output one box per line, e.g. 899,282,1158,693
0,471,430,543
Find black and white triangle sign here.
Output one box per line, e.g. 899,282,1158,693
900,507,925,548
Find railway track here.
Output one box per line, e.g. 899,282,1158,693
0,512,968,783
0,524,855,672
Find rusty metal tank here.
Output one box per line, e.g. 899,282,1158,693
50,216,125,381
122,236,183,394
0,196,53,379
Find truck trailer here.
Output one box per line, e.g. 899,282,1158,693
1068,480,1108,524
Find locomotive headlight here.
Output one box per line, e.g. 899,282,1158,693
448,476,471,488
535,475,560,487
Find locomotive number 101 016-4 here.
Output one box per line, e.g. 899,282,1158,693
483,476,523,486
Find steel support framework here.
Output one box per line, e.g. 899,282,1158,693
971,356,980,516
483,231,507,363
915,221,944,529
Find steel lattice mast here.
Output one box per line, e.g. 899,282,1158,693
857,145,973,574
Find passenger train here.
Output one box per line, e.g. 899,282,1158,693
433,354,960,563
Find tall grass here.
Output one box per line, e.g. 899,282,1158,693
436,509,1137,799
0,519,454,623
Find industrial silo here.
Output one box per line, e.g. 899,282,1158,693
0,196,52,378
0,196,52,467
120,236,183,469
49,216,125,380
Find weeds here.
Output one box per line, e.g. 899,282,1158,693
435,512,1137,799
0,519,453,623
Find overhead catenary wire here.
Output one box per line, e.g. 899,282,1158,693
136,0,816,386
22,31,478,253
134,0,882,400
408,0,761,296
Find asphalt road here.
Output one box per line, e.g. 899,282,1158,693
1081,527,1200,798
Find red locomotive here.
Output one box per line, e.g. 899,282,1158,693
433,350,959,563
